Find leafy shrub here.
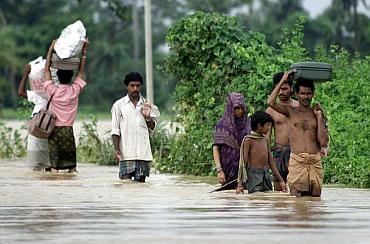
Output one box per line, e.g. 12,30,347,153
0,121,26,158
161,12,306,176
77,117,116,165
315,47,370,187
160,12,370,187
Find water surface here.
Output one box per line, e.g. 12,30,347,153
1,160,369,243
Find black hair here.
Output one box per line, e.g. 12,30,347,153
250,111,274,131
56,70,74,84
294,79,315,93
273,72,293,87
123,72,143,86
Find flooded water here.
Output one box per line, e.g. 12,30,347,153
1,159,370,244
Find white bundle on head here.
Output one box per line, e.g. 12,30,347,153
54,20,86,59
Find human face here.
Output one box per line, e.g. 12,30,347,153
297,86,313,107
234,105,245,118
260,122,272,135
127,81,141,99
278,83,292,102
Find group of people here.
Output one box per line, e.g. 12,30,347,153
213,72,329,197
19,38,328,196
19,39,160,183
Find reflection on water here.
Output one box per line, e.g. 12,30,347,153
1,160,370,243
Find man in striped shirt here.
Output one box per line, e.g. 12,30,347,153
111,72,160,182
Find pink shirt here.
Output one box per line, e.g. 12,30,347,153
43,78,86,126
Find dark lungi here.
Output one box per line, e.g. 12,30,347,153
48,126,76,170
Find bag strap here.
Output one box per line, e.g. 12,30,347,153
46,88,57,110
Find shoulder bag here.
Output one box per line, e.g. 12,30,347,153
28,91,56,139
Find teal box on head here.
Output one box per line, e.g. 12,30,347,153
289,62,332,82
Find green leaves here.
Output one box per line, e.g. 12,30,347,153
158,11,370,188
159,12,306,176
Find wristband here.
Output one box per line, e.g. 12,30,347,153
81,56,87,59
216,167,223,173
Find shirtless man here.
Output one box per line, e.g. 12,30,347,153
266,72,298,191
267,72,329,197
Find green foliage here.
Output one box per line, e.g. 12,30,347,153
161,12,369,188
315,46,370,187
76,117,116,165
161,12,305,176
0,121,26,159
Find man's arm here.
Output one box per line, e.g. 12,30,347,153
314,104,329,148
112,135,121,161
267,71,291,116
18,64,31,98
111,102,122,162
267,141,287,192
76,38,89,80
44,40,55,81
265,107,274,144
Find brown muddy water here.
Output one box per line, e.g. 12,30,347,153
1,160,370,244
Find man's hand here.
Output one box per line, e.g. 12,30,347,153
217,170,226,185
313,103,324,118
282,70,294,82
141,102,152,120
114,149,121,162
236,185,244,194
279,181,288,192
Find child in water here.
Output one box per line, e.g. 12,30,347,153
236,111,287,194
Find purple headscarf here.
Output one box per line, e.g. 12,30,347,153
213,93,251,188
214,93,251,149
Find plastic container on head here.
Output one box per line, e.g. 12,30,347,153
289,62,332,82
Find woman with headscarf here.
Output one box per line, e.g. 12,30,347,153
213,93,251,190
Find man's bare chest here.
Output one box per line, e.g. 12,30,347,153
289,112,317,132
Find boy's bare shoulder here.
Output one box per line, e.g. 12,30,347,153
241,136,252,145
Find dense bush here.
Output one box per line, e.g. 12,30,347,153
158,12,306,175
0,121,26,159
158,12,370,187
315,47,370,187
77,117,116,165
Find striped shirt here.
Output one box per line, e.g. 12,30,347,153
111,95,160,161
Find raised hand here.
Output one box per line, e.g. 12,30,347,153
141,102,152,120
23,64,31,76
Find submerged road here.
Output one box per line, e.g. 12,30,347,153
1,159,370,243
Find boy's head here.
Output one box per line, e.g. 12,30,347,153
56,70,74,84
251,111,274,134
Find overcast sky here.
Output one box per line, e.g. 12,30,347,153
302,0,331,18
302,0,369,18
